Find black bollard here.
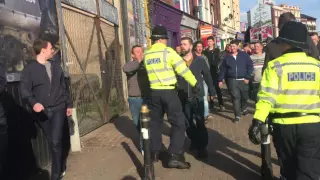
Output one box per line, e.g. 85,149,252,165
140,105,155,180
260,121,274,180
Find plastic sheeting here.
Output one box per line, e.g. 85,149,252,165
38,0,59,44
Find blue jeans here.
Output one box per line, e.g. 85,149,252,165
203,81,209,117
128,97,146,151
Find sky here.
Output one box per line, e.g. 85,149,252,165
240,0,320,31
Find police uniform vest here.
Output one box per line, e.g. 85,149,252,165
144,43,197,90
254,52,320,125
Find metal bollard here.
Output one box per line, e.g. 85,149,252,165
260,121,274,180
140,105,155,180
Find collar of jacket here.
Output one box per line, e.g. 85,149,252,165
282,48,304,55
152,42,166,49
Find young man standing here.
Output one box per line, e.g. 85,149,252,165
20,39,73,180
218,40,253,122
250,42,265,102
203,36,225,111
194,41,213,121
123,45,150,154
310,32,320,54
178,37,215,158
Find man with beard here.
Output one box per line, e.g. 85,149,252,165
177,37,215,158
194,41,213,122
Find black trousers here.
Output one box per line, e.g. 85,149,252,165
273,123,320,180
226,79,249,117
178,93,208,151
37,109,68,180
211,72,224,106
149,89,186,154
0,127,7,177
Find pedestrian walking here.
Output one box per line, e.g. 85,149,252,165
194,41,213,121
144,25,200,169
20,39,73,180
203,36,225,111
249,41,265,102
218,40,254,122
123,45,150,155
310,32,320,56
249,21,320,180
175,45,181,55
178,37,215,158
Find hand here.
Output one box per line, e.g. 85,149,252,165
210,96,215,101
66,108,73,117
244,79,249,84
248,119,263,145
218,82,223,88
192,82,201,94
33,103,44,113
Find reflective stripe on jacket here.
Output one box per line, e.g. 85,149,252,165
144,43,197,90
254,52,320,125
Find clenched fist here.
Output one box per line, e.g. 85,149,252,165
33,103,44,113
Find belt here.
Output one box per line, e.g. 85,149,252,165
270,112,320,119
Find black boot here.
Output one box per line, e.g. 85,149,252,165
167,154,191,169
151,151,160,163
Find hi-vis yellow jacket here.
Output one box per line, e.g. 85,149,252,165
144,43,197,90
254,52,320,125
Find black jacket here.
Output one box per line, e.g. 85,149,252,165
218,50,254,81
178,55,215,98
262,36,319,73
20,59,72,111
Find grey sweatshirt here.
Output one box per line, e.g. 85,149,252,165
250,53,265,82
123,60,150,97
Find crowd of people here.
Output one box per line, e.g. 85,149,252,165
123,11,320,180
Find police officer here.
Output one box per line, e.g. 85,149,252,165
144,25,200,169
248,21,320,180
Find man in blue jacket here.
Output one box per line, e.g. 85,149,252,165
218,40,253,122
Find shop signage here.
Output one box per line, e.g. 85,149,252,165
181,14,199,29
236,33,245,41
200,25,212,38
62,0,98,14
250,25,273,41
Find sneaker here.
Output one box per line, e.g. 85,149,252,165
234,117,240,123
242,110,249,116
220,105,226,111
141,150,144,156
60,171,66,178
167,154,191,169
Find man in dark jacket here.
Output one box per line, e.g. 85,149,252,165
218,40,254,122
310,32,320,55
203,36,225,111
123,45,150,154
262,12,319,73
20,39,73,180
178,37,215,158
0,65,6,177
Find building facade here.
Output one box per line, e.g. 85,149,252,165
218,0,239,43
272,4,300,37
300,14,317,33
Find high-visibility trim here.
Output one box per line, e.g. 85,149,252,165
163,48,168,70
258,96,276,105
179,68,190,76
149,76,176,84
271,62,320,68
274,102,320,110
173,60,185,68
260,86,319,95
144,50,166,55
147,68,173,74
273,61,283,90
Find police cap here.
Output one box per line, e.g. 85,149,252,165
150,25,168,40
275,21,309,49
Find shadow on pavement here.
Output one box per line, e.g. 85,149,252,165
121,142,144,178
121,175,138,180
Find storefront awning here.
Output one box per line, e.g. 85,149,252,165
181,14,199,29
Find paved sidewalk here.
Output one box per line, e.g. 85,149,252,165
63,91,280,180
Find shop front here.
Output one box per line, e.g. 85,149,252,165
180,14,199,42
152,1,182,48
